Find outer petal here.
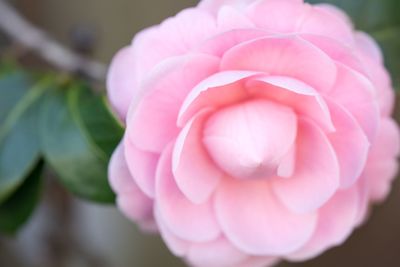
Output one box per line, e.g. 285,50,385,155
364,118,400,202
108,142,155,228
245,0,304,32
173,109,223,204
198,0,260,15
155,208,190,257
327,63,380,142
156,144,221,242
128,54,219,153
272,118,340,213
188,237,248,267
326,100,369,188
221,35,337,92
107,47,137,121
123,137,159,198
296,5,354,44
215,177,317,255
316,4,353,27
129,8,218,87
197,29,271,57
355,31,383,64
246,0,353,44
217,6,254,30
288,186,360,261
300,34,367,77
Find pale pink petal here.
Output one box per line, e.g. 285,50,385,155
355,31,383,63
198,0,260,15
248,76,334,131
156,144,221,242
129,8,218,86
203,99,297,180
124,136,159,198
173,109,223,204
272,118,340,213
245,0,304,32
369,118,400,159
107,47,137,121
178,71,260,126
316,4,353,27
221,35,337,91
277,145,296,178
327,63,380,142
354,176,370,226
217,5,254,30
355,48,394,116
108,142,155,227
300,34,368,77
364,118,400,202
197,29,271,57
288,186,360,261
128,54,219,152
154,208,190,256
117,194,156,232
109,141,138,194
297,6,354,44
215,178,317,255
325,100,369,188
363,160,399,202
188,237,248,267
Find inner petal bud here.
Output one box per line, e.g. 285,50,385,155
203,99,297,180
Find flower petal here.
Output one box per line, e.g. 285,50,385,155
128,54,219,152
156,144,221,242
327,63,380,142
155,208,190,257
107,47,137,121
173,109,223,204
217,5,254,30
248,76,334,131
178,70,260,126
245,0,304,32
109,142,155,227
197,29,271,57
221,35,337,91
288,186,360,261
326,100,370,188
188,237,248,267
124,136,159,198
215,177,317,255
203,99,297,180
272,118,340,213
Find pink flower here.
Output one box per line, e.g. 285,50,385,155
107,0,400,266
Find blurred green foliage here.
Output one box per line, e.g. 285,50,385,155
0,69,123,235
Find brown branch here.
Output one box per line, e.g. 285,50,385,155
0,0,107,82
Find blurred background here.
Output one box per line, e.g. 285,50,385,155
0,0,400,267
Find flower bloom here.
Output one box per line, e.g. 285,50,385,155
107,0,400,266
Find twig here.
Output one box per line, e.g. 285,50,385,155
0,0,107,82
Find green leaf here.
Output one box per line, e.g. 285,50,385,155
0,160,44,235
40,83,116,203
73,83,124,159
306,0,400,88
0,72,46,203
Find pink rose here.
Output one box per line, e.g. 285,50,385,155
107,0,400,266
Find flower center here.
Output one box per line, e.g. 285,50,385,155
203,99,297,180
